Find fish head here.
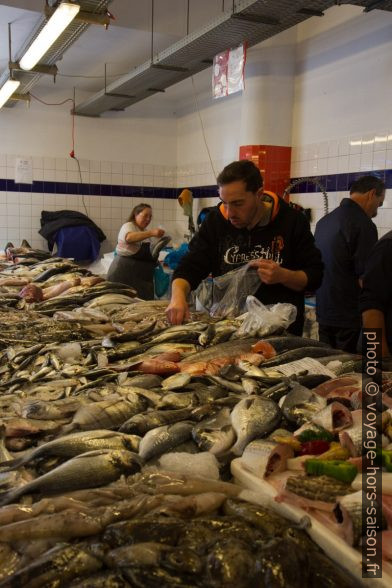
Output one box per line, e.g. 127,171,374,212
111,450,143,475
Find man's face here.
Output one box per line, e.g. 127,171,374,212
368,189,385,218
219,180,262,229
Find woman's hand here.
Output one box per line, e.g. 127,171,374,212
151,228,165,238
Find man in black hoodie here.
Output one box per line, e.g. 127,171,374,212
166,160,323,335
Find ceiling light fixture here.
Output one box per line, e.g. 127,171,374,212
19,2,80,71
0,79,21,109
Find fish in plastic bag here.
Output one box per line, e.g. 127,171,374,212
237,295,297,337
195,264,261,319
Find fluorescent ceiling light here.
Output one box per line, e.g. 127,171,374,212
0,79,20,109
20,2,80,71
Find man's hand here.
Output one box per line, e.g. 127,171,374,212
166,298,189,325
249,259,284,284
166,278,191,325
249,259,308,291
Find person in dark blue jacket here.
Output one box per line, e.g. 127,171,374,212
360,230,392,357
315,175,385,353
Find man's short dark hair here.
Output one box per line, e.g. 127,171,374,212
349,175,385,197
217,160,263,193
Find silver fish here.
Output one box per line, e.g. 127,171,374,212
241,377,260,395
192,408,235,455
230,396,282,455
0,430,141,470
198,324,216,347
237,360,267,378
120,408,194,436
63,394,147,432
311,401,353,433
0,449,142,505
125,374,162,388
161,372,191,390
208,375,244,394
139,421,194,461
281,383,327,426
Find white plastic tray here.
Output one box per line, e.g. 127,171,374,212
231,458,392,588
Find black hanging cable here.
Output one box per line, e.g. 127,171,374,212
186,0,190,35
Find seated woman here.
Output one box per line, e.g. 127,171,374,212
107,203,164,300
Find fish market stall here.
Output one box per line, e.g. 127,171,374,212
0,246,391,585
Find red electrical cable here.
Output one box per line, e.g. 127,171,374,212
29,92,76,158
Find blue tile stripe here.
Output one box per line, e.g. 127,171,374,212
289,169,392,194
0,170,391,197
0,178,219,199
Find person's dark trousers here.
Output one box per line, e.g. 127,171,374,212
318,324,360,354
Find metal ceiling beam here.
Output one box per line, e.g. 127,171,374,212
0,0,114,108
74,0,392,117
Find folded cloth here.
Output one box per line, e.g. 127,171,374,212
39,209,106,252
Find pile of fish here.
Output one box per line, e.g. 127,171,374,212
0,469,358,587
0,250,391,585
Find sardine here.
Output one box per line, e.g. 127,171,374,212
231,396,282,455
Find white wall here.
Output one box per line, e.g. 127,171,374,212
289,5,392,238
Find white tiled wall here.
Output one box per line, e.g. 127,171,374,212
291,132,392,179
0,154,221,252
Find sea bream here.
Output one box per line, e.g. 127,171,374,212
192,408,236,455
281,383,327,426
230,396,282,455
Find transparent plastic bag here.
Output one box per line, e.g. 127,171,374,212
195,264,261,319
237,295,297,337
